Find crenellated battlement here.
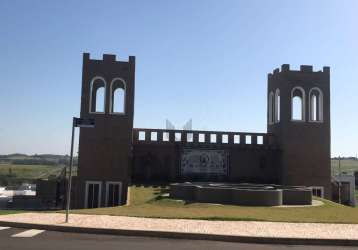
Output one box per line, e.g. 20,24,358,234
83,52,135,63
268,64,330,78
133,128,275,147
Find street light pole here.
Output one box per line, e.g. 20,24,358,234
65,118,76,223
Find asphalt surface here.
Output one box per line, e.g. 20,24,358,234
0,227,357,250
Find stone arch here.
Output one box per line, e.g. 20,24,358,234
89,76,106,113
309,87,323,122
291,86,305,121
110,78,126,114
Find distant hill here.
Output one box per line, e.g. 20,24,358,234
332,156,358,161
0,153,29,159
0,154,77,166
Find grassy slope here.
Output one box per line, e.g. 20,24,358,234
331,159,358,175
72,185,358,223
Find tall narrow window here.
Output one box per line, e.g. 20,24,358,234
291,87,305,121
95,87,105,112
268,91,274,124
110,78,126,114
113,88,125,113
274,89,280,122
90,77,106,113
309,87,323,122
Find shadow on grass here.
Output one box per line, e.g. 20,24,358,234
149,191,196,206
132,184,200,206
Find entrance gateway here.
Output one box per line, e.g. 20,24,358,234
72,53,331,208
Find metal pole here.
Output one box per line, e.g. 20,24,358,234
65,118,75,223
339,155,341,177
338,155,341,204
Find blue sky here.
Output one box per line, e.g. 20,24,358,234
0,0,357,156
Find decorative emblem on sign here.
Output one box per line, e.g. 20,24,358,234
181,149,228,177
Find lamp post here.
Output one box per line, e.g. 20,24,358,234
65,117,95,223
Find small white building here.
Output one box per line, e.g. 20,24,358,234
332,174,356,207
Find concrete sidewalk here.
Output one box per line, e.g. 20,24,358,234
1,212,358,245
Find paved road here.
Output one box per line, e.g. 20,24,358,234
0,226,356,250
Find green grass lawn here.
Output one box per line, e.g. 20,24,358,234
0,164,78,184
0,164,63,179
72,185,358,223
0,210,25,215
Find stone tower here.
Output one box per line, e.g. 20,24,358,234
267,64,331,198
75,53,135,208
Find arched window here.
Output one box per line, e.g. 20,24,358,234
95,87,105,111
274,89,280,123
291,87,305,121
309,87,323,122
268,91,274,125
89,77,106,113
110,78,126,114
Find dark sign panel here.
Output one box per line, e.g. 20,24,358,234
74,118,95,128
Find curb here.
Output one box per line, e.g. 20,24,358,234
1,220,358,246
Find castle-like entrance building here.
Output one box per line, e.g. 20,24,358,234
72,53,331,209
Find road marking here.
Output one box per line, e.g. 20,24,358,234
0,226,10,230
11,229,45,238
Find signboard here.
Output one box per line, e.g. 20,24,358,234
181,149,228,177
74,118,95,128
